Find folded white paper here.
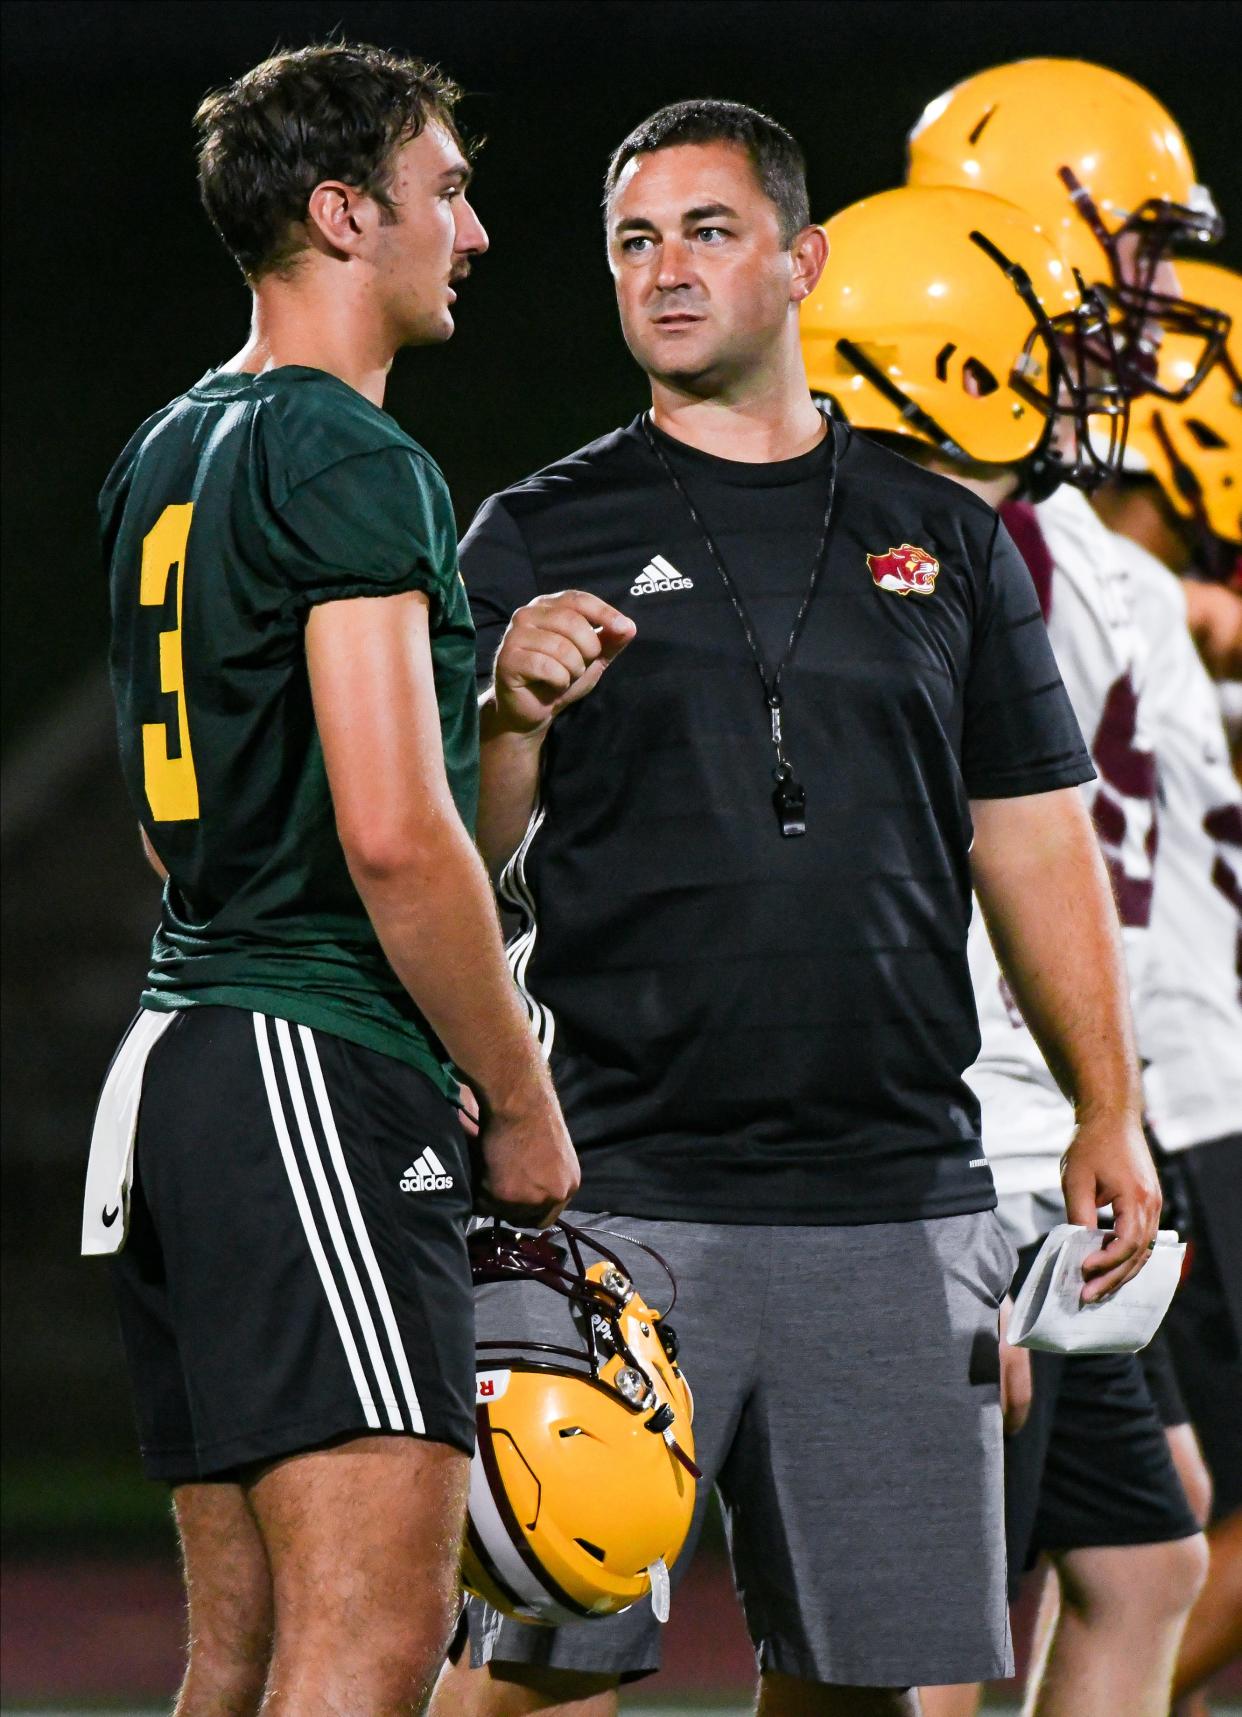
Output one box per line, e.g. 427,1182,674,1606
1008,1224,1185,1354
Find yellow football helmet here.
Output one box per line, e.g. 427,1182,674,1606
801,185,1127,497
462,1222,697,1626
1127,260,1242,557
907,59,1225,397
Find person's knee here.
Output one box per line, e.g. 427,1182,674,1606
1166,1424,1214,1528
318,1599,458,1685
1168,1531,1212,1611
1058,1534,1210,1626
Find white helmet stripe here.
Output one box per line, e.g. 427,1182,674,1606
467,1445,584,1625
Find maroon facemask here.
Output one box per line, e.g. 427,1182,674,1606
1058,167,1228,401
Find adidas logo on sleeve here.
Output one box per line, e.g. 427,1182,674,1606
631,554,694,596
400,1146,455,1194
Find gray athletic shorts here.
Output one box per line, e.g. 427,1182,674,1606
468,1207,1017,1688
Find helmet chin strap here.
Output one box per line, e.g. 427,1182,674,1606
833,338,1065,502
832,338,970,462
1015,448,1071,505
647,1558,671,1622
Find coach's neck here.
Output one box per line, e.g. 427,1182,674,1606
648,326,826,465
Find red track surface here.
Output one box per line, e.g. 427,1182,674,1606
2,1555,1239,1704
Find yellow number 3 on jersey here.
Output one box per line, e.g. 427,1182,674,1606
140,503,200,822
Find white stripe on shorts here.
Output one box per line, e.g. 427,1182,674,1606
297,1024,425,1435
252,1013,382,1430
273,1019,406,1432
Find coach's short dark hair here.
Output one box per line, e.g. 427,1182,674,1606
195,42,462,279
604,99,810,246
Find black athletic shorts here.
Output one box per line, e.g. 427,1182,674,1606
1161,1133,1242,1519
1003,1240,1200,1597
1140,1329,1190,1430
110,1006,476,1482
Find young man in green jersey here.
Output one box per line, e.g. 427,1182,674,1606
87,43,579,1717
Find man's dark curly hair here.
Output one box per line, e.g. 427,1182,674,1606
195,41,462,280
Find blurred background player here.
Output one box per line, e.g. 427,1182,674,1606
907,50,1236,1703
1091,260,1242,1710
1094,256,1242,727
801,170,1209,1717
898,54,1234,1716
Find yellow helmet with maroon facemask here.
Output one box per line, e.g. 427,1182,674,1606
462,1221,698,1626
1125,260,1242,564
801,184,1128,500
906,59,1225,399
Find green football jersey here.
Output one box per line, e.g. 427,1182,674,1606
100,366,479,1096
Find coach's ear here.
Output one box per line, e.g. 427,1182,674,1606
305,179,377,261
790,224,828,304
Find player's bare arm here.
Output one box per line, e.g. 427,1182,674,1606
309,588,579,1227
1182,578,1242,681
139,826,168,881
969,785,1160,1299
998,1295,1033,1436
477,590,634,874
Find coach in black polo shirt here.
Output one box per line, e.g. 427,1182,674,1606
438,103,1160,1717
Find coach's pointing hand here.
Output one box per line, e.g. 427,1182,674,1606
493,591,636,734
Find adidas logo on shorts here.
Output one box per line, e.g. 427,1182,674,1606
631,554,694,596
400,1146,454,1194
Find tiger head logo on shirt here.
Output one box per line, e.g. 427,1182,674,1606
866,543,940,597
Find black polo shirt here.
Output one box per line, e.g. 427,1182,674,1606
462,417,1094,1225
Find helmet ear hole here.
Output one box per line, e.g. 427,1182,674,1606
575,1537,606,1562
962,357,999,397
1186,417,1227,449
935,342,957,382
967,104,996,146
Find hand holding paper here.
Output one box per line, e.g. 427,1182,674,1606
1009,1225,1186,1354
1060,1112,1162,1302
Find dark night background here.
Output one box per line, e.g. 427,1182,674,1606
1,0,1240,1690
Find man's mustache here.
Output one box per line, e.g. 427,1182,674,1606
649,291,707,316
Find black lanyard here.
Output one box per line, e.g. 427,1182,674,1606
641,413,839,837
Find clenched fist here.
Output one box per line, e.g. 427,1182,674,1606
492,590,636,735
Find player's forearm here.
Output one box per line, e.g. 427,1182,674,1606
970,789,1142,1120
346,812,553,1116
476,690,548,877
1182,579,1242,680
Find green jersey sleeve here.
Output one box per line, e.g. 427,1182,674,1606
273,445,459,615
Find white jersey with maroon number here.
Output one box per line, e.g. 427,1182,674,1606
1119,540,1242,1152
1219,680,1242,752
967,488,1157,1236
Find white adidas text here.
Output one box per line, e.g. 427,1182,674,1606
632,553,693,596
400,1145,454,1194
